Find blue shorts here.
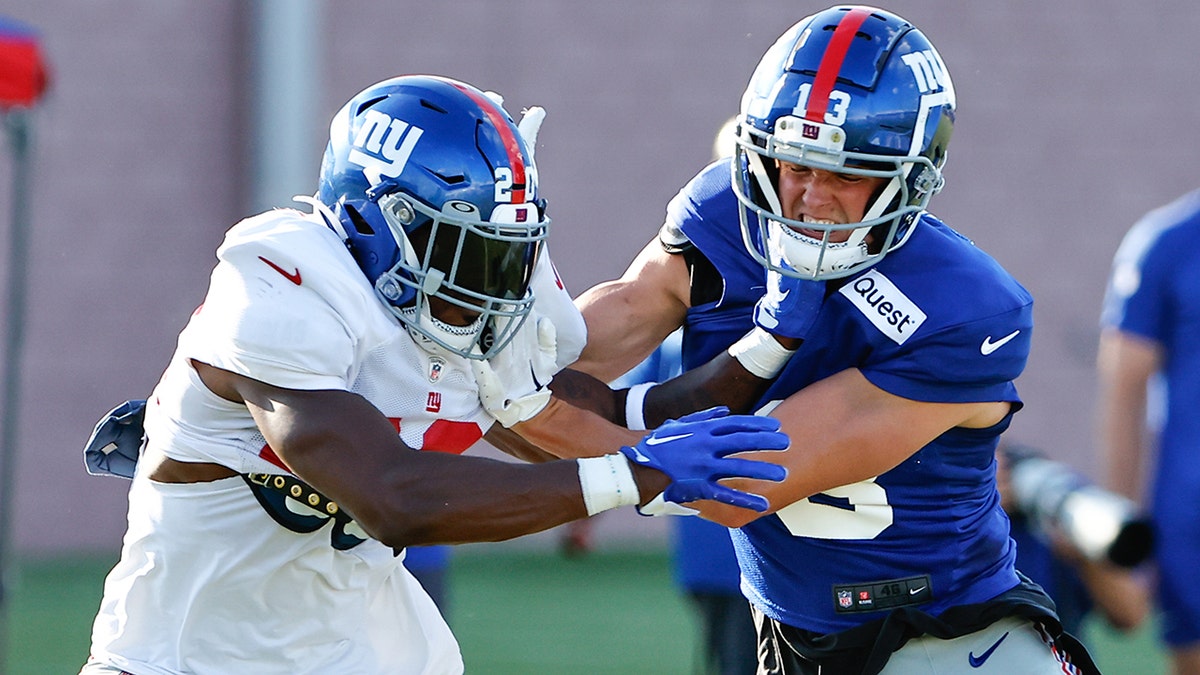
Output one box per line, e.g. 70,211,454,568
1155,504,1200,647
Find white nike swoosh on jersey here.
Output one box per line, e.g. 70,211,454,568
644,433,693,446
980,330,1021,356
909,586,926,595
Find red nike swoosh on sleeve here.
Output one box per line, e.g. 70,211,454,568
258,256,302,285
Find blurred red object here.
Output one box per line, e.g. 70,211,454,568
0,16,48,108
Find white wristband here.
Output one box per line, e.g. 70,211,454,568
577,454,641,516
727,326,795,379
624,382,655,431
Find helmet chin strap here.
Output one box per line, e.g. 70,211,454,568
768,162,915,277
864,174,902,223
746,150,784,214
294,194,349,240
401,303,483,356
770,221,868,277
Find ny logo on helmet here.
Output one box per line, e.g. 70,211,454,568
900,50,953,98
348,109,425,185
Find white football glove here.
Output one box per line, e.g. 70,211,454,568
517,106,545,159
471,314,558,428
480,92,543,160
529,246,587,370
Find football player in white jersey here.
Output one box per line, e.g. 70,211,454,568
78,75,789,675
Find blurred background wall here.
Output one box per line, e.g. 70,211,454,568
2,0,1199,556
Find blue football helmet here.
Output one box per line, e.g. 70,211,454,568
317,75,548,359
734,5,955,280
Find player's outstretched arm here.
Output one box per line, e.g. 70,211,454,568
688,368,1013,528
190,361,788,548
571,238,691,384
640,274,1017,529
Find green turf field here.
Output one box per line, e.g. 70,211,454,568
2,548,1168,674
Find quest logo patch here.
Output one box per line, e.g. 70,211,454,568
839,270,926,345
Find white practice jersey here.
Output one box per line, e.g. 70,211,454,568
89,208,580,674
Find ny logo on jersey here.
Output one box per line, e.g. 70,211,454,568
348,109,425,185
426,391,442,413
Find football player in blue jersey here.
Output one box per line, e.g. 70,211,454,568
1098,188,1200,675
557,5,1102,674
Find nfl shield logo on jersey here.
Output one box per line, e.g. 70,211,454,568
428,356,445,383
837,590,853,609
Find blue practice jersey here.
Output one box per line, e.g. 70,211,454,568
664,159,1034,634
1101,188,1200,522
1100,189,1200,646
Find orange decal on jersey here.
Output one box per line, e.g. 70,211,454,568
259,417,478,465
551,260,565,290
422,419,482,454
258,444,290,471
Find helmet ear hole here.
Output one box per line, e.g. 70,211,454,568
345,204,375,236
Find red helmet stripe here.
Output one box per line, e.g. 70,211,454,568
450,82,527,204
805,6,871,123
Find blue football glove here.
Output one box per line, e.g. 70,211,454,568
619,407,789,512
83,399,147,479
752,267,827,341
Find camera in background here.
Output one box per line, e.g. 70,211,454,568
1003,443,1153,568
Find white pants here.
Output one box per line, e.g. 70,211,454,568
79,661,132,675
879,616,1081,674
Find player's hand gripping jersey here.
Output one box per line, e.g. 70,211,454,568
88,207,576,674
666,158,1033,635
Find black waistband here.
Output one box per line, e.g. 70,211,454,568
766,573,1101,675
244,471,350,523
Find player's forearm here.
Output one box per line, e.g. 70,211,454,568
546,368,623,423
1095,332,1157,500
572,283,668,382
484,424,564,463
511,396,644,459
573,248,691,382
354,455,589,546
643,351,773,427
376,457,671,547
1098,397,1147,500
1075,557,1150,632
343,449,664,547
551,352,774,433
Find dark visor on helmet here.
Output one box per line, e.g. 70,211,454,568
426,221,543,301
